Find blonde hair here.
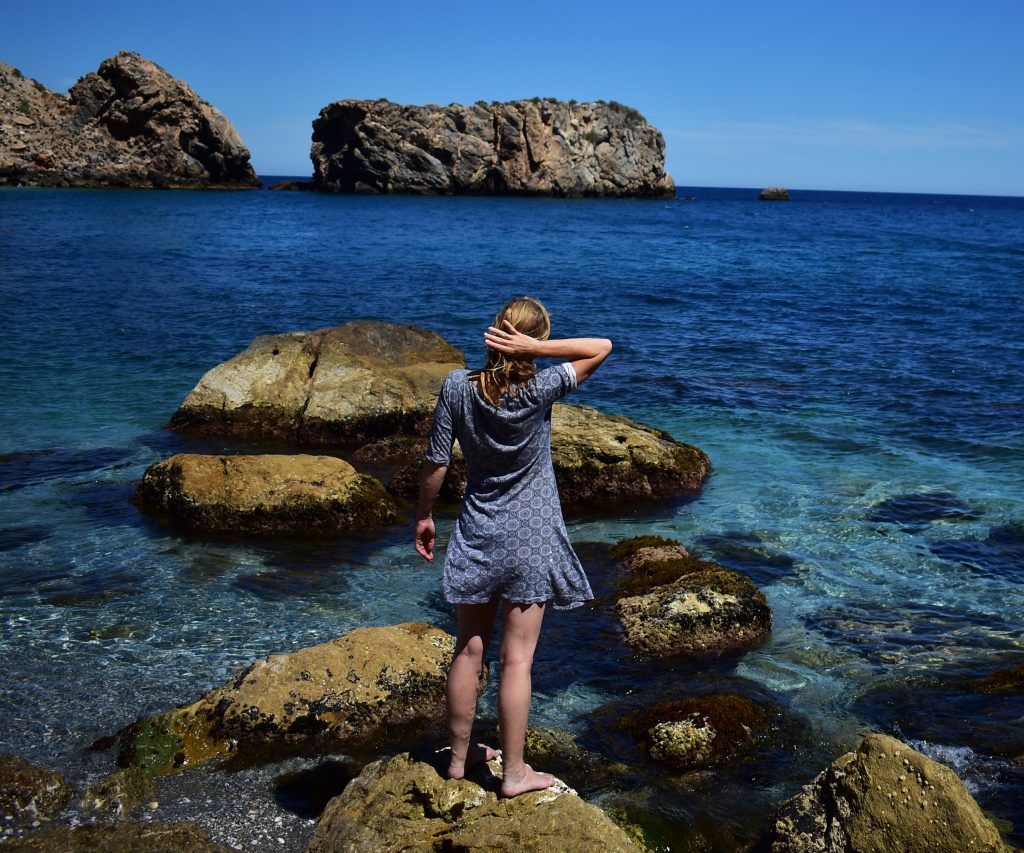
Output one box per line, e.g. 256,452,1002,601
478,296,551,406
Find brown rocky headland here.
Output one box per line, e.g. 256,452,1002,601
0,51,260,188
310,97,674,197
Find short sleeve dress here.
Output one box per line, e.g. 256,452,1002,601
425,363,593,610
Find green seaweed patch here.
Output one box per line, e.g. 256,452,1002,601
618,694,770,765
609,535,682,561
616,554,728,600
117,716,184,777
967,663,1024,694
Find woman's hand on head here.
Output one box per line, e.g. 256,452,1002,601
484,320,541,360
415,517,436,561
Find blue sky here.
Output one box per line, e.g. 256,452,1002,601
5,1,1023,195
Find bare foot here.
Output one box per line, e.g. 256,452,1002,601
501,763,555,797
448,743,501,780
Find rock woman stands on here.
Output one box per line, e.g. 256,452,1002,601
415,297,612,796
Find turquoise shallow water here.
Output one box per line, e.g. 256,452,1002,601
0,185,1022,849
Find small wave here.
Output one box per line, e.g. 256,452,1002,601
906,738,1003,796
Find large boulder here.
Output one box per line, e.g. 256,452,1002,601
132,453,401,535
2,821,237,852
611,537,771,659
770,733,1012,852
0,53,260,188
168,322,465,443
385,403,711,509
0,753,73,827
307,752,640,852
310,98,675,197
115,623,471,776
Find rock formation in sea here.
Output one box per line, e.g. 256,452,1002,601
309,97,675,197
0,752,73,828
759,186,790,200
168,322,711,509
133,453,402,535
114,623,476,776
306,752,639,852
610,536,772,659
0,52,260,188
770,733,1013,852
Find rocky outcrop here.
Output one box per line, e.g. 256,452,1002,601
80,766,155,816
759,186,790,200
132,453,401,535
383,404,711,509
611,537,772,659
310,98,674,197
115,623,472,776
307,752,640,852
3,821,237,853
169,322,464,444
770,733,1012,852
618,694,771,772
0,52,260,188
0,753,73,827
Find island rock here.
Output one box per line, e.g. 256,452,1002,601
169,322,464,444
759,186,790,200
310,98,674,197
133,453,401,535
385,403,711,509
611,537,772,659
307,752,639,852
0,52,260,188
770,733,1012,852
115,623,473,776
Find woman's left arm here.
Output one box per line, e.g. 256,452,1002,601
415,461,448,561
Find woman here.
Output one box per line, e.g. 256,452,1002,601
415,296,612,797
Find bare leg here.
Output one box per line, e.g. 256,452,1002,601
498,601,554,797
447,600,500,779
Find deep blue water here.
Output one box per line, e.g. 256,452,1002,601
1,184,1022,850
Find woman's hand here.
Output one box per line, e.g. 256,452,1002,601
484,320,541,359
415,516,436,561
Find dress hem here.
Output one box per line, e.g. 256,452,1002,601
445,594,590,611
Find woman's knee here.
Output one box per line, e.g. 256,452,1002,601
498,645,535,672
455,633,487,664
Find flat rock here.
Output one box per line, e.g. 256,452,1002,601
168,322,464,444
1,821,236,852
310,98,674,197
132,453,401,535
0,53,259,188
306,751,639,852
0,753,72,827
385,403,711,509
611,537,771,659
115,623,471,776
770,733,1012,852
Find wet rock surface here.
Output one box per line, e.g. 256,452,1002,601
114,624,467,776
770,733,1012,852
0,53,259,188
306,751,640,852
133,453,401,535
0,753,73,827
310,97,674,198
169,322,465,444
610,537,772,659
2,820,238,852
80,767,155,816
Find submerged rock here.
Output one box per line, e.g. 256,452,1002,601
611,537,772,659
310,98,674,198
306,751,639,852
168,322,465,444
115,623,469,776
0,52,260,188
770,733,1012,853
385,404,711,509
133,453,401,535
0,753,72,827
80,766,154,816
2,821,236,852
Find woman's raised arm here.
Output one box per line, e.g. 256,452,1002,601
484,320,612,385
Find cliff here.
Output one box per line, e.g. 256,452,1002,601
0,52,260,188
310,98,674,197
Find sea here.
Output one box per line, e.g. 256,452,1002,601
0,182,1022,851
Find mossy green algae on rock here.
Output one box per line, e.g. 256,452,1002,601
115,623,469,776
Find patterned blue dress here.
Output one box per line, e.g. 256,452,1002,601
425,363,594,610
